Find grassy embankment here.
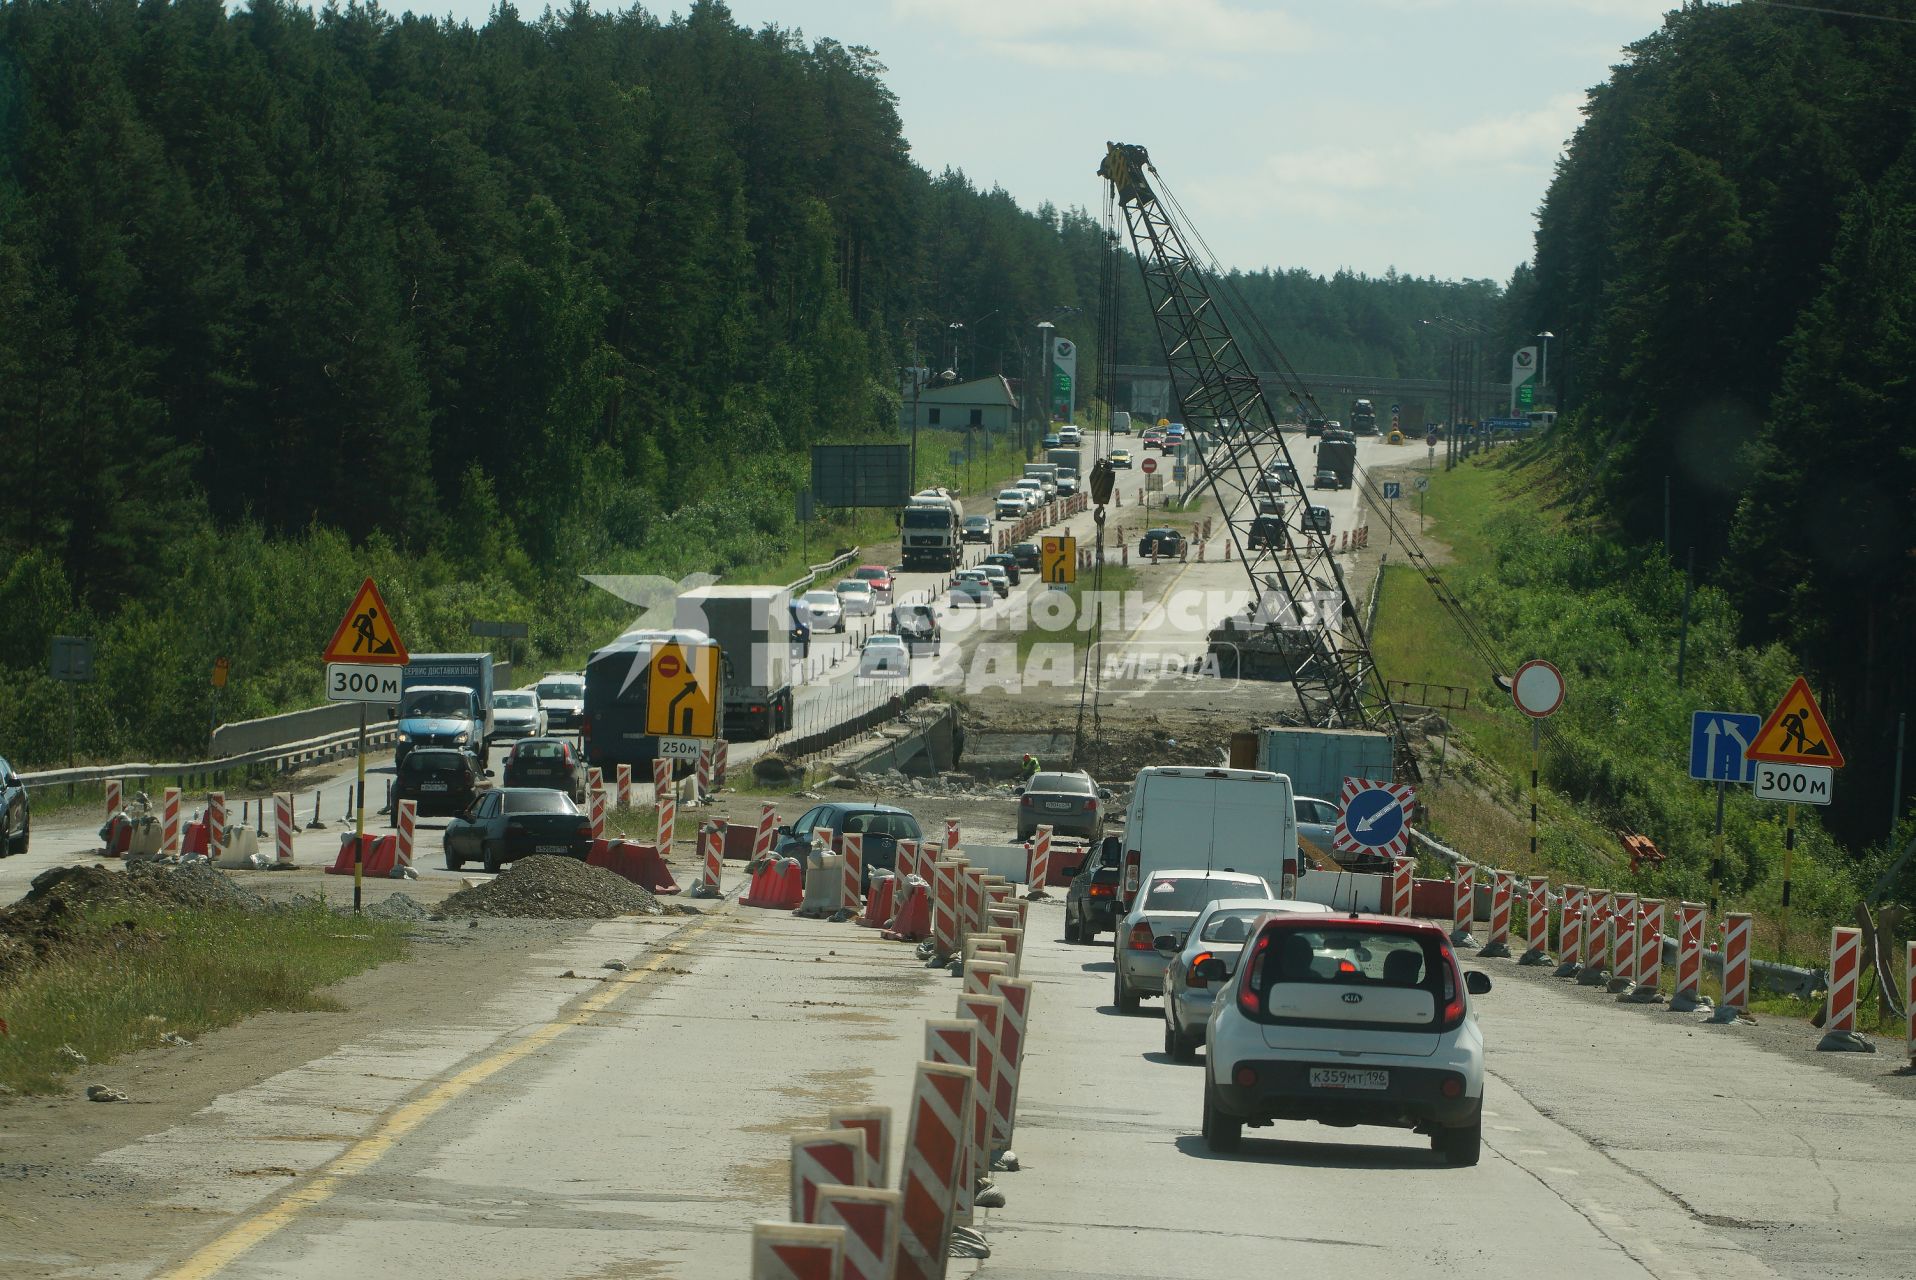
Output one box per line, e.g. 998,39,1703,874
1369,445,1886,1016
0,903,409,1094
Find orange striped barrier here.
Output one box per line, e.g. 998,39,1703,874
1481,869,1514,957
750,1222,844,1279
615,763,632,809
105,777,123,820
1608,893,1638,993
1816,926,1874,1052
1671,901,1710,1012
273,793,297,867
841,832,865,917
1391,856,1415,917
161,786,182,856
394,799,416,871
756,803,780,858
1450,860,1475,947
1555,884,1585,976
1520,875,1551,965
816,1185,899,1280
1623,899,1665,1003
1711,912,1752,1022
790,1130,868,1222
902,1047,976,1266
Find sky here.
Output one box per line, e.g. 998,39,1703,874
407,0,1684,283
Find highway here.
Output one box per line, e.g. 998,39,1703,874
36,888,1914,1279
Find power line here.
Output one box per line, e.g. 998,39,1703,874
1736,0,1916,25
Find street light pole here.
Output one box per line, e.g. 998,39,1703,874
1536,330,1554,410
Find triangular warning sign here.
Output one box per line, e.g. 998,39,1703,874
1745,676,1844,768
322,578,410,665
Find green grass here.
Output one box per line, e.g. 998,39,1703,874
1010,565,1140,667
0,902,410,1094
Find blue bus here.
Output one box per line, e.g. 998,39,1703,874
581,630,725,772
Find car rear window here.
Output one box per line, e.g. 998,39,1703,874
1250,925,1453,1027
516,741,568,760
537,679,582,699
1143,876,1269,914
503,790,579,815
1029,773,1093,794
402,752,468,777
1199,908,1269,944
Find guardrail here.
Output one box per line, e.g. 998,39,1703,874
784,549,863,595
206,662,513,757
20,721,401,792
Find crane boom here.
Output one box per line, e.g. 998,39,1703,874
1098,142,1415,770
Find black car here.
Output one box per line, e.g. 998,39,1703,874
393,747,486,819
1306,418,1327,436
1138,527,1186,558
502,736,587,802
1303,505,1333,533
443,788,594,873
1017,770,1110,841
1010,541,1042,571
775,802,923,891
892,603,942,655
1,755,29,856
1249,515,1287,549
1063,835,1123,943
1312,467,1338,489
961,514,993,544
983,552,1022,586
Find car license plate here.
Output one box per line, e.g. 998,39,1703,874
1309,1068,1388,1091
1046,800,1074,811
535,844,567,853
420,782,448,792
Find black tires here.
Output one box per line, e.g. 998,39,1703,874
445,850,463,871
482,842,502,875
1434,1116,1482,1167
1063,913,1082,944
1201,1077,1241,1153
1165,1015,1195,1063
1113,970,1140,1015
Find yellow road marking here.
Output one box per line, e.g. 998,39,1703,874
153,909,725,1279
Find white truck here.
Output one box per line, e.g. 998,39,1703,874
1046,448,1083,496
673,586,797,740
1114,765,1301,915
901,489,964,571
1022,463,1060,502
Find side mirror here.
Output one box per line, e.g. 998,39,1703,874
1012,786,1024,796
1061,864,1082,879
482,769,495,779
776,825,793,838
1194,956,1229,982
1098,787,1112,799
1465,971,1492,995
1153,935,1179,954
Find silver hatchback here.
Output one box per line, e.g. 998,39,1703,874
1161,898,1332,1061
1113,869,1272,1014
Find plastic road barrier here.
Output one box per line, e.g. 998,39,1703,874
162,786,182,856
986,973,1032,1153
1519,875,1551,965
790,1130,868,1223
756,803,780,858
859,874,896,929
1581,892,1612,987
1450,860,1475,947
828,1105,892,1189
273,793,297,867
588,766,604,797
652,759,675,852
1713,912,1753,1022
1027,825,1052,896
1624,899,1665,1003
1608,893,1638,993
1391,856,1415,918
841,832,865,915
922,1023,981,1228
1816,927,1874,1052
615,763,632,809
931,860,961,960
698,822,724,896
816,1184,900,1280
945,818,960,851
1671,901,1711,1012
1555,884,1585,976
882,877,932,942
1481,869,1514,957
206,791,226,857
394,799,416,870
588,785,606,841
750,1221,844,1280
957,993,1008,1160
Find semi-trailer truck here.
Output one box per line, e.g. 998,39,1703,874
901,489,963,571
673,586,797,740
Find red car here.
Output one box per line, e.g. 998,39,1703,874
851,563,894,603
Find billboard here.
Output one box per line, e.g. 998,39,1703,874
810,444,912,508
1050,336,1078,423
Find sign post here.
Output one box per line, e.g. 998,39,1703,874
51,635,95,791
1510,659,1565,868
1140,456,1157,514
322,579,410,914
1744,677,1845,958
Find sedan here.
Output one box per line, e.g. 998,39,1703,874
1063,836,1123,943
1110,448,1133,469
489,690,546,744
860,633,911,678
962,514,994,543
1312,467,1338,489
835,579,878,618
442,788,594,874
1140,431,1165,450
1200,913,1491,1165
1113,869,1273,1013
851,563,894,602
978,563,1011,597
775,802,922,892
394,746,486,819
982,552,1022,586
1161,897,1332,1061
949,576,994,608
1,755,29,856
1010,541,1042,571
501,736,587,802
1294,795,1340,866
1016,770,1110,841
799,589,845,632
1042,433,1063,449
1137,527,1186,558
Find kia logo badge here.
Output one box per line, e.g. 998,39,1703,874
1341,992,1363,1004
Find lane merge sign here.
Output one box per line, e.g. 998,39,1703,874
645,642,720,739
1689,711,1760,784
1745,676,1845,768
1041,535,1077,585
1334,777,1417,858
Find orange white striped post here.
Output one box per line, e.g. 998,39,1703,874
816,1185,900,1280
105,777,123,819
1712,912,1753,1023
896,838,919,884
756,803,779,859
588,766,604,796
206,792,226,857
828,1105,892,1189
944,818,960,851
1391,856,1414,917
714,738,729,788
588,786,606,841
697,744,714,801
1816,926,1873,1052
696,821,724,897
1671,901,1710,1012
1026,824,1052,896
1520,875,1551,965
615,763,633,809
750,1222,844,1279
1580,891,1611,986
394,799,417,870
1450,860,1476,947
841,832,865,916
1481,869,1514,957
922,1021,981,1227
931,859,961,961
1554,884,1584,976
1624,899,1664,1003
273,793,297,867
651,759,672,848
958,992,1008,1162
892,1060,974,1280
161,787,182,856
790,1130,868,1222
1608,893,1638,993
985,973,1032,1153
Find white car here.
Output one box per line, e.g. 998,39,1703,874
1200,913,1491,1165
835,579,877,618
996,489,1030,519
859,633,911,678
489,690,546,743
1161,898,1331,1061
799,589,844,633
1058,425,1082,446
534,673,584,731
1014,478,1045,508
1113,869,1273,1013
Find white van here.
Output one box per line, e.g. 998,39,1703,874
1111,411,1132,435
1115,766,1300,913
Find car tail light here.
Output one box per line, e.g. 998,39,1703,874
1082,798,1097,811
1126,921,1155,951
1020,795,1033,807
575,821,594,840
1238,929,1273,1019
1122,849,1141,903
1088,883,1113,899
1440,1075,1464,1099
1233,1065,1258,1088
1281,855,1299,897
1438,943,1467,1030
1188,950,1214,990
749,705,764,714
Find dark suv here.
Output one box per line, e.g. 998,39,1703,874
1063,834,1123,943
1011,541,1042,572
502,737,587,803
775,802,923,891
393,747,485,819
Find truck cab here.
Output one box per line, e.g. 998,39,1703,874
394,653,496,769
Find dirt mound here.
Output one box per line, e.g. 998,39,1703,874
434,856,667,920
0,862,268,988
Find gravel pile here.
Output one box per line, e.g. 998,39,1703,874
2,861,268,987
363,892,432,922
434,856,667,920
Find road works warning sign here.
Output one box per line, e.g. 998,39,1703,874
322,578,409,665
1745,676,1845,768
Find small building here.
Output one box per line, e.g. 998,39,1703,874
899,375,1018,433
